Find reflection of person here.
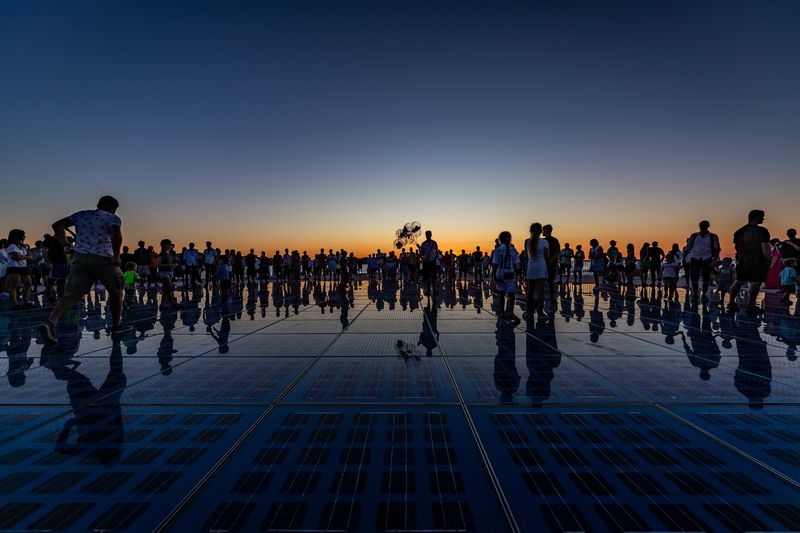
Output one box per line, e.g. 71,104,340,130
210,315,231,353
733,314,772,409
4,314,34,387
492,231,521,325
493,319,519,403
682,304,720,381
525,316,561,404
158,310,178,375
338,286,353,330
418,297,439,356
589,294,605,343
47,338,127,464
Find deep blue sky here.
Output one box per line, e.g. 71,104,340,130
1,0,798,253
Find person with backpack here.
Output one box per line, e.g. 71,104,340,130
492,230,521,324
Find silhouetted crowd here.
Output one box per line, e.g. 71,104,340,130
1,198,798,339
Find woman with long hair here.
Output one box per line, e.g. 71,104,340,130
766,238,783,289
524,223,549,320
5,229,33,309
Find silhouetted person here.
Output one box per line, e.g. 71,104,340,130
525,315,561,404
686,220,721,300
494,319,519,403
416,230,439,297
40,196,132,345
542,225,560,306
729,210,771,312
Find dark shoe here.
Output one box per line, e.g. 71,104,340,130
39,320,57,345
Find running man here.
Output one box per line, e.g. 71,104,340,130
39,196,132,344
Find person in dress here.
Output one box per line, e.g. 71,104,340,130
524,223,549,320
766,238,783,289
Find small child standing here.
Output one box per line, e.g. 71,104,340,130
780,258,798,307
661,253,680,300
123,262,138,300
716,258,736,308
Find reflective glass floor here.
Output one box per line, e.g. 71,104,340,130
1,279,799,532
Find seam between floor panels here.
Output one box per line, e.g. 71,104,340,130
151,300,373,533
478,299,800,491
425,308,521,533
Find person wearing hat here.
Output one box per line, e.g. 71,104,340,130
157,238,177,308
40,196,132,345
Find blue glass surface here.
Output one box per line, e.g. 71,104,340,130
1,280,799,532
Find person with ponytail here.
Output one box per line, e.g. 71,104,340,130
524,222,549,320
491,231,521,325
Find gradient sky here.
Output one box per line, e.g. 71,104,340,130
1,0,798,256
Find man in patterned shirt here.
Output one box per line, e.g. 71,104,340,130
40,196,132,344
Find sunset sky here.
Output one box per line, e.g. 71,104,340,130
1,0,798,256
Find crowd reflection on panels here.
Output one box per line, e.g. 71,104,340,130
1,279,798,409
0,278,799,532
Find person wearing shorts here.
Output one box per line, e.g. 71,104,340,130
559,244,573,285
728,210,771,312
492,231,521,324
418,231,439,296
40,196,132,344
